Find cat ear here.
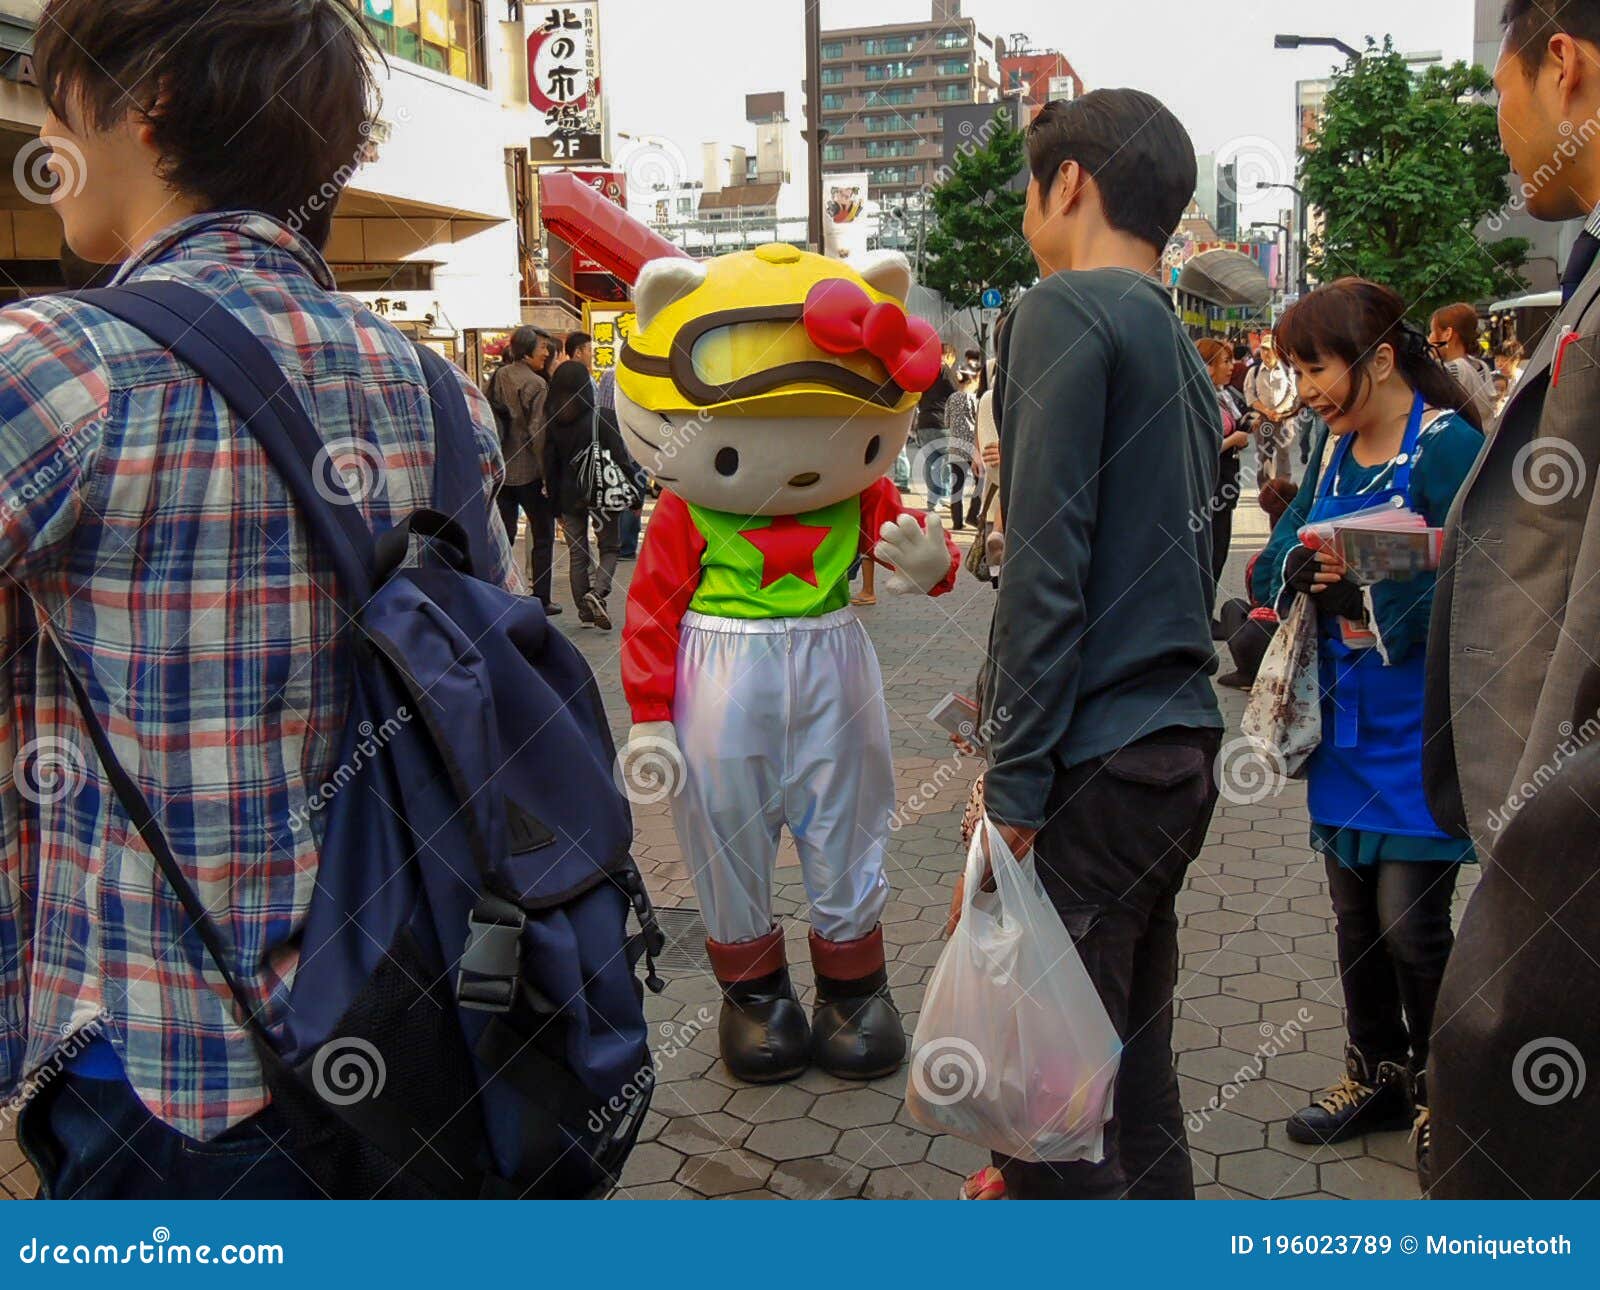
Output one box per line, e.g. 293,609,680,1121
855,250,913,303
634,257,707,332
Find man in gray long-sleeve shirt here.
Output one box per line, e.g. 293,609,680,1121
973,88,1225,1201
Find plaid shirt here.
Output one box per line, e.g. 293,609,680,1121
0,213,513,1139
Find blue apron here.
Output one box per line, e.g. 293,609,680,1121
1304,394,1452,841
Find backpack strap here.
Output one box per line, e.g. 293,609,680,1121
74,281,377,603
413,343,495,577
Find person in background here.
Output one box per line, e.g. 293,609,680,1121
1195,338,1251,633
941,366,981,531
1490,368,1511,416
916,342,957,449
1244,332,1298,482
1253,279,1483,1160
1426,0,1600,1199
1494,336,1525,387
1214,476,1299,689
542,360,643,630
491,325,561,614
966,87,1225,1202
1229,341,1250,393
1428,302,1498,426
566,329,595,373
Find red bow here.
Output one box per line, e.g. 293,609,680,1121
802,278,942,393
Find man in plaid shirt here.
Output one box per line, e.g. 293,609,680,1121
2,1,512,1197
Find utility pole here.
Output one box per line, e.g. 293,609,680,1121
804,1,824,254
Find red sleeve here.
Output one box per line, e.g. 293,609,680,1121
622,490,706,723
858,476,961,597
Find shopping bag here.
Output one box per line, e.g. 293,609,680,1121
1240,591,1321,776
905,821,1121,1163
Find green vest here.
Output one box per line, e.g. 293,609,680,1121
686,495,862,618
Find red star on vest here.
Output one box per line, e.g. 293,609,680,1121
739,514,831,588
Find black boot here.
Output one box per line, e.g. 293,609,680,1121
1412,1068,1433,1194
809,926,905,1080
948,499,966,531
1286,1042,1413,1145
706,926,810,1084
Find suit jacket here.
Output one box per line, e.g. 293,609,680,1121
1424,260,1600,1198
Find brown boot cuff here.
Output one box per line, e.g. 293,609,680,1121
706,925,786,983
809,924,886,980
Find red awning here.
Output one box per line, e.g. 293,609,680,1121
539,170,690,285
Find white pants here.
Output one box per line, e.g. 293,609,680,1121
672,607,894,945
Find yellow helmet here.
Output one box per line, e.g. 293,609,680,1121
616,245,940,419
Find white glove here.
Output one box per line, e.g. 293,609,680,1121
616,721,686,805
874,512,952,595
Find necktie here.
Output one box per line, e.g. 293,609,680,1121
1561,229,1600,303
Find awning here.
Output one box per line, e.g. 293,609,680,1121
1176,248,1272,309
1489,290,1561,312
539,170,689,286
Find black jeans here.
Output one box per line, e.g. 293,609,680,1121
497,480,556,605
1219,598,1276,683
561,510,620,606
996,726,1223,1199
19,1072,320,1199
1209,505,1234,606
1324,857,1458,1071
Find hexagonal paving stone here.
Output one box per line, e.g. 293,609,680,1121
1221,1019,1304,1054
724,1084,816,1123
1222,892,1288,915
1175,972,1221,999
1215,1147,1320,1198
1258,953,1328,982
1221,974,1301,1003
1188,909,1255,935
613,1181,699,1199
1265,1119,1368,1162
618,1142,684,1187
861,1160,962,1200
658,1112,751,1156
1178,1047,1266,1087
834,1124,931,1168
1262,998,1342,1031
766,1156,869,1199
927,1133,990,1175
676,1149,773,1196
1219,1077,1307,1124
1189,950,1257,977
1266,1051,1346,1091
1188,1108,1268,1155
811,1087,901,1129
1319,1155,1419,1199
1171,1017,1221,1051
744,1118,841,1162
1181,993,1262,1027
653,1079,735,1116
1258,911,1329,938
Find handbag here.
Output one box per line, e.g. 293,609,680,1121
963,481,1000,583
1240,586,1321,776
571,404,639,519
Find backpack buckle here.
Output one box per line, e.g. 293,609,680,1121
457,899,528,1013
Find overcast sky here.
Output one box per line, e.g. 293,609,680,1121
600,0,1478,223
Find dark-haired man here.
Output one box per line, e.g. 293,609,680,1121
490,326,560,610
0,0,513,1198
1424,0,1600,1200
566,329,596,373
973,88,1224,1201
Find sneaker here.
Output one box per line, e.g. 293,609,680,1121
582,591,612,631
1285,1043,1413,1145
540,601,563,617
1411,1069,1433,1193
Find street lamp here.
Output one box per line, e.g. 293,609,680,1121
1255,182,1308,298
1274,33,1362,61
1250,222,1293,313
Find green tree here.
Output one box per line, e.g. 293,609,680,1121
921,108,1033,344
1299,37,1527,317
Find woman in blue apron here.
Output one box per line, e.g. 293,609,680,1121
1253,280,1484,1165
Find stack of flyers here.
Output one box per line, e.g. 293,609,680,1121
1298,499,1444,583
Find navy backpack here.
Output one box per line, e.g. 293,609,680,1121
57,281,665,1198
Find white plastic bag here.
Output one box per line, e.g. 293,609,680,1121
1240,592,1321,776
905,820,1121,1163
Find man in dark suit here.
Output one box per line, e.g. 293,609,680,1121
1424,0,1600,1199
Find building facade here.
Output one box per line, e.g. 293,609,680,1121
0,0,547,362
815,0,1001,205
997,42,1084,122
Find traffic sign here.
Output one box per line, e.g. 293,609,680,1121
980,287,1003,309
